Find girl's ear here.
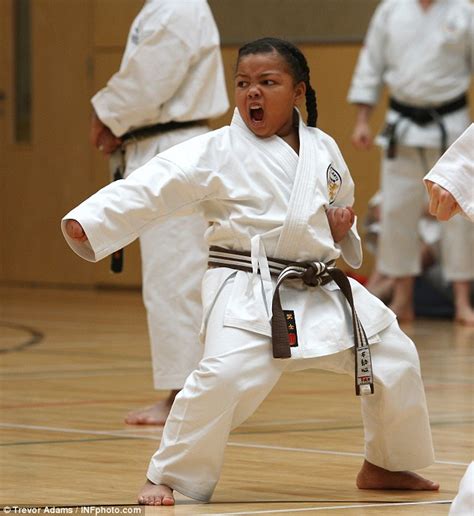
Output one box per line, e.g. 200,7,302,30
294,81,306,105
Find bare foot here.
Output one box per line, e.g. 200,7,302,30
125,390,179,425
138,479,175,506
356,460,439,491
455,307,474,327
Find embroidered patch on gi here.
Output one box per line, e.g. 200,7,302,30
283,310,298,347
327,164,342,204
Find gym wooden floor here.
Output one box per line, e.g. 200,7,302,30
1,285,472,515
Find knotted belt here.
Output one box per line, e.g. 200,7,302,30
384,93,467,159
208,246,374,396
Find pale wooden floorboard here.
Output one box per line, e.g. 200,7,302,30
1,285,472,514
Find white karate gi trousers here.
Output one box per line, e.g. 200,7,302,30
125,125,209,389
378,146,474,281
146,278,435,502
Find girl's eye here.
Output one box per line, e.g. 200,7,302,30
263,80,275,86
236,81,248,88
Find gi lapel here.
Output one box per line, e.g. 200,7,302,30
274,111,324,260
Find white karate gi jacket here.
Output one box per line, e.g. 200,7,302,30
63,110,396,359
425,124,474,222
92,0,228,142
347,0,473,148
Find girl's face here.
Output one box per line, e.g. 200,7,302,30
234,51,306,140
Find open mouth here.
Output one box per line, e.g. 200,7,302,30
249,105,264,123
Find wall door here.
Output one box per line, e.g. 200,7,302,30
0,0,144,287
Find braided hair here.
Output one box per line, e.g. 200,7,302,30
237,37,318,127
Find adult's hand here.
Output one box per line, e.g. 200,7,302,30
90,112,122,155
425,180,461,221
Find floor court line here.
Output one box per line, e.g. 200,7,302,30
200,499,453,515
0,422,469,467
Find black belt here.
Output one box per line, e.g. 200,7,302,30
208,246,374,396
385,93,467,159
121,119,208,145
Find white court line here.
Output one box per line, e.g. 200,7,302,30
238,418,337,427
0,422,469,467
227,442,363,458
200,500,453,516
0,422,163,440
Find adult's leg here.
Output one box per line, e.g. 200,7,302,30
125,214,208,425
440,215,474,325
140,279,285,503
377,147,426,321
124,126,210,425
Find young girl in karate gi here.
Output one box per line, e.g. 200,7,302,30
62,38,439,506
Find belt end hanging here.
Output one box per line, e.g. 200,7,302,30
357,383,374,396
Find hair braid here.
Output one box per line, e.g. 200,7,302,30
283,42,318,127
238,37,318,127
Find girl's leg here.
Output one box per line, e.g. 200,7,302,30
140,281,285,504
294,322,438,490
357,321,438,489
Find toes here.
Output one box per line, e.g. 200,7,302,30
427,480,440,491
138,495,165,506
162,496,175,506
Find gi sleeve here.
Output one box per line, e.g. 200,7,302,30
62,156,206,262
347,2,388,106
91,13,195,136
424,124,474,222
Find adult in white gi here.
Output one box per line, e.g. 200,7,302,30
425,123,474,222
426,125,474,516
63,38,438,504
90,0,229,424
348,0,474,325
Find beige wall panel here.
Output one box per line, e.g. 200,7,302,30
209,0,379,45
0,0,13,282
2,0,474,287
93,0,141,48
2,0,97,286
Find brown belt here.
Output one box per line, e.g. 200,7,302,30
208,246,374,396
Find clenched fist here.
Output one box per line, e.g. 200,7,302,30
326,206,355,242
65,219,88,242
425,180,461,221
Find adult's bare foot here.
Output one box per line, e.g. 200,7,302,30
455,307,474,327
125,390,179,425
356,460,439,491
138,479,175,506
